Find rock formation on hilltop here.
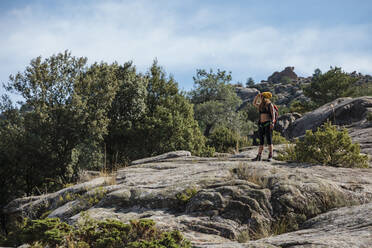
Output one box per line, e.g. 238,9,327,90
267,66,298,84
237,67,372,108
3,148,372,247
237,67,311,106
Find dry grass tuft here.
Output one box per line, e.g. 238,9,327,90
233,163,269,188
100,169,117,185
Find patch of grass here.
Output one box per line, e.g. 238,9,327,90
272,131,289,145
100,170,117,186
271,217,291,236
236,230,250,243
39,210,52,219
233,163,269,188
176,187,199,204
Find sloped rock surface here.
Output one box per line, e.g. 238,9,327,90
197,203,372,248
130,150,191,165
3,148,372,247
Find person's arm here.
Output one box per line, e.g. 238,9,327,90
253,93,261,109
270,103,275,129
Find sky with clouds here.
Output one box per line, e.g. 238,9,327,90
1,0,372,97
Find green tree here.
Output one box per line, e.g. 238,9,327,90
106,61,207,162
246,77,255,87
304,67,358,106
105,62,148,166
139,61,206,157
289,100,318,114
0,51,119,205
71,62,119,171
189,69,242,137
1,51,88,194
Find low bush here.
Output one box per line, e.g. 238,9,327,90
1,215,191,248
289,100,318,114
272,131,288,145
277,122,368,168
176,187,199,204
207,126,250,153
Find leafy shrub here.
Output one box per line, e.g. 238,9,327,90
199,145,216,157
242,103,260,123
176,187,199,204
1,215,191,248
272,131,288,145
277,122,368,168
5,218,72,247
207,126,250,153
289,100,318,114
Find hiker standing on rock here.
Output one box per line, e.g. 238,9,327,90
252,92,276,161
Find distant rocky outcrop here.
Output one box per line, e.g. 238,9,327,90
3,147,372,247
267,66,298,84
237,67,311,107
284,96,372,156
237,67,372,108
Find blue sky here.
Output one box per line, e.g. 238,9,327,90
1,0,372,99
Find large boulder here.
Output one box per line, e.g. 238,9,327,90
235,87,260,103
198,202,372,248
284,96,372,155
274,112,302,135
130,150,191,165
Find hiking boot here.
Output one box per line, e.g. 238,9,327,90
267,153,273,162
252,154,262,161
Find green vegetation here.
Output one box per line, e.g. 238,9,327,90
176,187,199,205
188,69,255,152
241,103,260,123
272,131,288,145
0,53,208,211
1,215,190,248
277,122,368,168
304,67,358,107
189,69,243,136
207,125,251,153
289,100,318,114
1,51,371,240
367,112,372,122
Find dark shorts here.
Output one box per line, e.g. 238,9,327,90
258,121,273,145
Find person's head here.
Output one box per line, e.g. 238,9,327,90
259,91,272,110
261,92,272,100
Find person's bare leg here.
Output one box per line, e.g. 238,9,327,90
259,145,264,155
268,144,273,161
253,145,263,161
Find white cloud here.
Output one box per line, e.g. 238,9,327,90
1,0,371,95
